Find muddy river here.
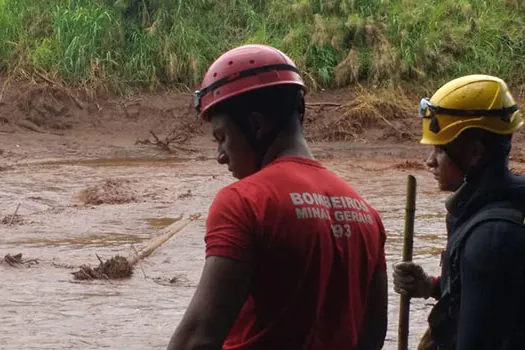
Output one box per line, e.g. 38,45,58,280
0,140,451,349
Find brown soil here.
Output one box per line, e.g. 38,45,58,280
0,78,206,149
1,77,523,177
0,79,420,146
78,179,140,205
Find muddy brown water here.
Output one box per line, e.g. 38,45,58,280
0,145,450,349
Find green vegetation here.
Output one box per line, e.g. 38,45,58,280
1,0,524,92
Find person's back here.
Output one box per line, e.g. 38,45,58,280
206,156,386,349
443,170,525,349
167,45,387,350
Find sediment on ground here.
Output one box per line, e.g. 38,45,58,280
0,80,423,144
1,79,524,150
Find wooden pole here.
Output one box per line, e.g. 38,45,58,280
128,214,201,266
398,175,417,350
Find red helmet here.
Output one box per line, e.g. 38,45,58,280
194,44,306,121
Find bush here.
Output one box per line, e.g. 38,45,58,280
1,0,524,92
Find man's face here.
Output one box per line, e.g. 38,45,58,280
211,114,258,180
426,145,464,192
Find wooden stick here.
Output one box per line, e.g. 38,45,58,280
9,203,21,225
130,243,148,279
398,175,417,350
149,130,171,152
127,214,201,266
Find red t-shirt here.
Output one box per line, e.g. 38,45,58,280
205,157,386,350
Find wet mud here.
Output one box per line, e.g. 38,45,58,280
0,143,452,349
1,82,524,349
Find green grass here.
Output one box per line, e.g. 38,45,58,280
1,0,524,93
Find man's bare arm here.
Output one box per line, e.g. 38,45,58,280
167,256,252,350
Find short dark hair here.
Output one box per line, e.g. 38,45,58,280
209,84,305,129
459,128,513,158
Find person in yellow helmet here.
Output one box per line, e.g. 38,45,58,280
393,74,525,349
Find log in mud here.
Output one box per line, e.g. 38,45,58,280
72,214,201,280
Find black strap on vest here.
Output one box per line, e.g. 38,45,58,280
428,204,524,348
444,205,525,296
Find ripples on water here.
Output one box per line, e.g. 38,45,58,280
0,157,449,349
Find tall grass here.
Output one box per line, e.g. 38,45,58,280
1,0,524,92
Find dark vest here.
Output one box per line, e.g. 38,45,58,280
427,203,525,349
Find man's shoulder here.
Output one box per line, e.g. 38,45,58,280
467,217,525,244
462,216,525,271
465,203,525,236
214,175,273,206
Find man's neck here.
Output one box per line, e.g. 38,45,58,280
261,132,314,167
446,159,511,218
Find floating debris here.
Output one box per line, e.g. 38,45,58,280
78,179,140,205
1,214,23,225
71,214,200,280
2,203,22,225
2,253,39,267
178,190,192,199
72,255,132,280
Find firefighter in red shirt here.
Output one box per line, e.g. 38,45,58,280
167,44,387,350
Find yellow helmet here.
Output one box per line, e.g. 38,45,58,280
419,74,523,145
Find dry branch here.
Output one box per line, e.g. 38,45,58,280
136,130,196,153
72,213,201,280
149,130,171,151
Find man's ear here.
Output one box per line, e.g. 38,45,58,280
250,112,273,141
467,139,487,168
